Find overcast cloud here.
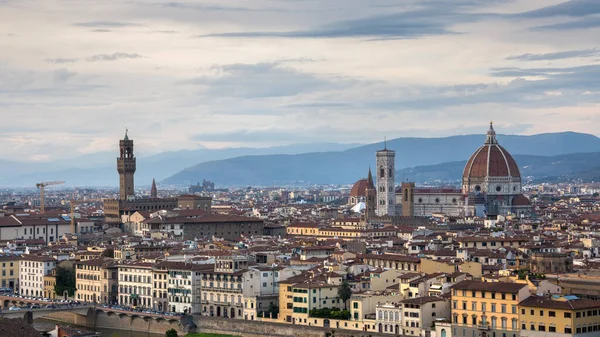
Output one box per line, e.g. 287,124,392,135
0,0,599,161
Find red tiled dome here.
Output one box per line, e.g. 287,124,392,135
350,179,368,197
463,123,520,179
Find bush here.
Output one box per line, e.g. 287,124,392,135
309,307,351,320
166,329,179,337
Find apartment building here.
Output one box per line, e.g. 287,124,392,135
451,280,530,337
362,254,421,273
401,296,450,337
18,255,56,297
198,256,249,319
519,295,600,337
118,261,154,308
242,266,298,320
0,254,19,289
75,258,118,304
166,261,208,314
152,262,170,312
43,269,56,299
353,291,403,322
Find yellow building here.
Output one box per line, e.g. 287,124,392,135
75,259,103,302
0,254,19,290
75,258,118,304
43,270,56,299
519,295,600,337
451,280,530,337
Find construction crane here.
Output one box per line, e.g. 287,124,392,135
69,198,103,234
36,181,65,213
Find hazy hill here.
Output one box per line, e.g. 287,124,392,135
164,132,600,187
400,152,600,184
0,142,361,187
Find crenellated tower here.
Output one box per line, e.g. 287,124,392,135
117,129,136,200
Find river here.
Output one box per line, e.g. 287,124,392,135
33,318,164,337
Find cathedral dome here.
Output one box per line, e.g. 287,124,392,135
463,123,520,181
350,179,368,198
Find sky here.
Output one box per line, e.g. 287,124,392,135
0,0,599,161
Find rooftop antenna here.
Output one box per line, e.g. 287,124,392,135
384,136,387,150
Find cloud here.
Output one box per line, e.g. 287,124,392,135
181,62,357,99
199,1,491,39
52,69,77,83
85,53,143,62
73,21,139,28
530,16,600,31
516,0,600,18
506,49,600,61
46,57,78,64
162,2,282,12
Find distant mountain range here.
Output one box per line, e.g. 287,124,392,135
163,132,600,187
400,152,600,184
2,132,600,188
0,142,361,187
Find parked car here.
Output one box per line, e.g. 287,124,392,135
9,306,21,311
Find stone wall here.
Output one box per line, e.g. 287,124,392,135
42,310,403,337
194,316,399,337
43,311,89,326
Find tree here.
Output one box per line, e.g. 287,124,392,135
165,329,178,337
337,280,352,310
594,192,599,198
54,266,76,297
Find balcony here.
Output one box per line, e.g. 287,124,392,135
478,324,490,330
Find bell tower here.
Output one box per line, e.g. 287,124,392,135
376,139,396,216
117,129,136,200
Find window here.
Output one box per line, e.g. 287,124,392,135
538,324,545,332
501,304,506,313
501,293,506,300
491,304,496,312
564,312,572,318
540,310,544,316
472,291,476,297
481,303,486,312
549,326,556,332
353,302,358,309
521,309,525,315
549,311,555,317
472,302,477,311
511,305,516,314
491,293,496,299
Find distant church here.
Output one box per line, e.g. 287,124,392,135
104,131,212,223
348,123,532,219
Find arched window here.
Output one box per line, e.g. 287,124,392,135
380,167,385,178
440,329,446,337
